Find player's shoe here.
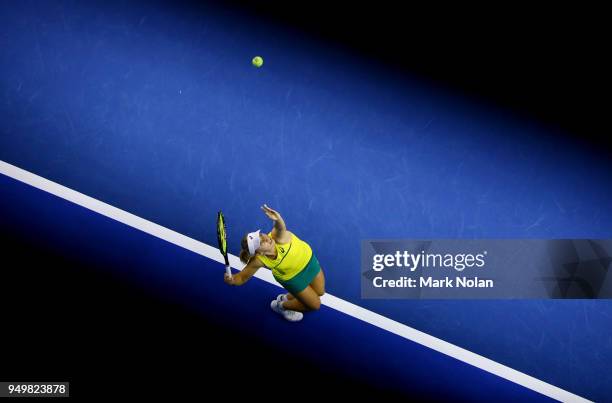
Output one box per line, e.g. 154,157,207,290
270,300,303,322
276,293,288,303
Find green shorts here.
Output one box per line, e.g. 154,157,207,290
275,254,321,295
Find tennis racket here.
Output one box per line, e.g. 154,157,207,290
216,211,232,279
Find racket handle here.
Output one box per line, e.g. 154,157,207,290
225,265,232,278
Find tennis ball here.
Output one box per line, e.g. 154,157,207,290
252,56,264,68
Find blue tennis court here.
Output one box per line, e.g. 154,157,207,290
1,1,610,400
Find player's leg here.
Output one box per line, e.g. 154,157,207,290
309,268,325,297
283,286,320,311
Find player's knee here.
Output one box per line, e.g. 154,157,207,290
317,289,325,297
309,299,321,311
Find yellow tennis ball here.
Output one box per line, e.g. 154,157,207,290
252,56,263,68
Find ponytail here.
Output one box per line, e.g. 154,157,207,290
239,234,252,264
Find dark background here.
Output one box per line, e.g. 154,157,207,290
0,230,410,399
222,1,609,151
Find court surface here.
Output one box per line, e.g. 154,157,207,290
1,1,611,400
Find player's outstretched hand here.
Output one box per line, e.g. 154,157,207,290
261,204,281,221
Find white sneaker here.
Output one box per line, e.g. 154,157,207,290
276,293,288,303
270,300,303,322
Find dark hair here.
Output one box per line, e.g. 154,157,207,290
239,234,251,264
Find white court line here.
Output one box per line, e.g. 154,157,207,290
0,159,590,403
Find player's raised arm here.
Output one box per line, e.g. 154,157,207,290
261,204,287,238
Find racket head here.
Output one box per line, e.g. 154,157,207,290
216,211,227,256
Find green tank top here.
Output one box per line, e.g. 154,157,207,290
256,231,313,281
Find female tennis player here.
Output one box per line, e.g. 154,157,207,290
224,204,325,322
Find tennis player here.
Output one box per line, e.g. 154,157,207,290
224,204,325,322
